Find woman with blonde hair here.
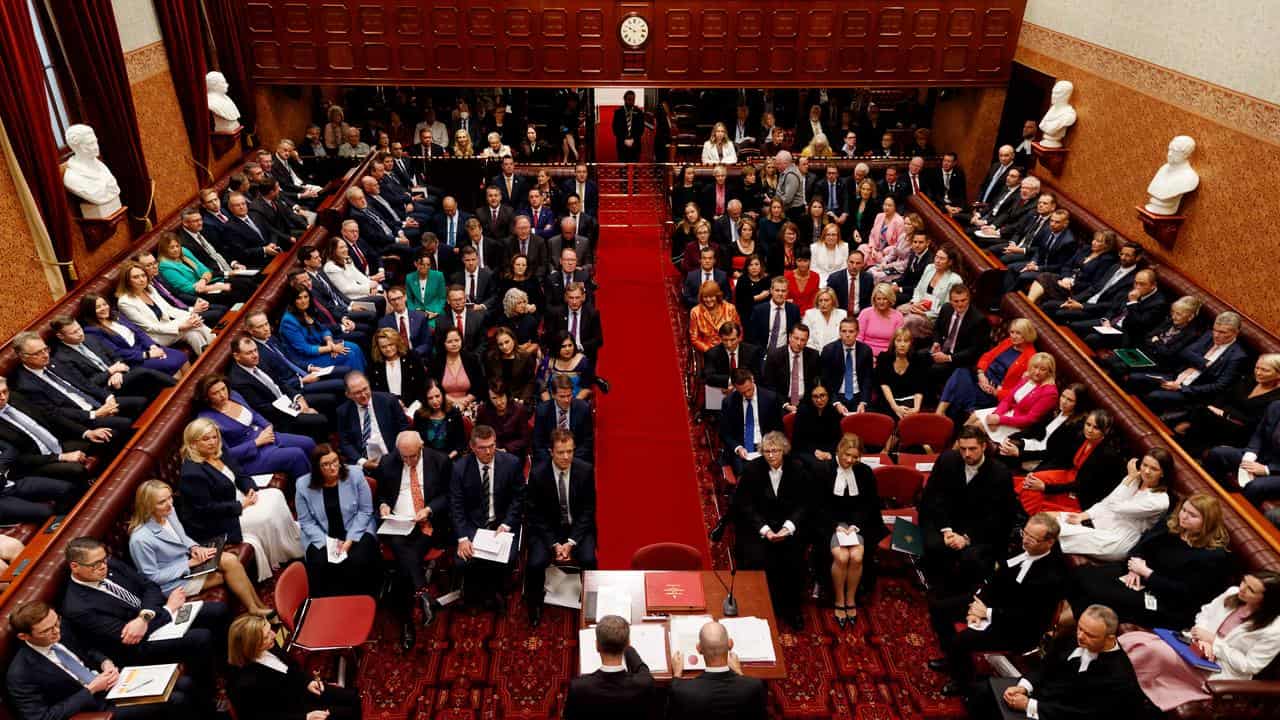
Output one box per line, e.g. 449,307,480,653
128,479,274,617
800,133,835,158
322,105,350,151
809,223,848,286
177,417,303,581
969,351,1059,438
227,613,363,720
115,260,214,353
701,122,738,164
801,287,845,350
821,433,885,626
689,281,741,354
856,283,904,356
451,129,475,158
939,318,1038,420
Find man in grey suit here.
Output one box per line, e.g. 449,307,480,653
667,621,766,720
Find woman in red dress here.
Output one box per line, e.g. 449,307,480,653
785,245,820,313
1015,408,1126,514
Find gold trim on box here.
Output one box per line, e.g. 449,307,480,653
1017,23,1280,145
125,42,168,84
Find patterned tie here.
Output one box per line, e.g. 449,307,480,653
409,460,429,531
101,577,141,609
844,347,855,400
361,405,373,449
481,464,494,523
789,352,802,406
557,405,570,430
398,315,410,346
558,469,571,526
242,216,264,241
848,276,859,314
252,367,284,399
769,306,783,350
75,345,109,372
743,399,756,453
942,311,962,354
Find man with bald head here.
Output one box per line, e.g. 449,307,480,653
775,150,806,223
978,144,1017,205
668,620,767,719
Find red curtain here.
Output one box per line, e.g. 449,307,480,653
203,0,256,132
48,0,156,229
0,1,75,272
154,0,211,187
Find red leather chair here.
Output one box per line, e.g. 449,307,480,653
275,562,375,655
782,411,796,441
839,412,896,450
872,464,926,558
896,412,954,453
630,542,704,571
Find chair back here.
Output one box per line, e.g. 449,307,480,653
873,464,925,508
896,412,954,451
630,542,704,571
462,414,475,439
839,412,895,450
275,561,310,632
782,411,796,441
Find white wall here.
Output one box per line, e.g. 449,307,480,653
111,0,162,52
595,88,645,108
1023,0,1280,104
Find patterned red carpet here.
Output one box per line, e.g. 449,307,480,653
348,186,966,719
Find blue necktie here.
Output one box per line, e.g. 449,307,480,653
263,340,306,377
768,306,783,350
983,167,1004,203
361,406,373,449
743,399,756,453
52,644,96,685
1,406,61,454
844,348,855,400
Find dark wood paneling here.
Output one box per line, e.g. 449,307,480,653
241,1,1026,87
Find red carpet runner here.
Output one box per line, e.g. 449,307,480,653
592,191,712,568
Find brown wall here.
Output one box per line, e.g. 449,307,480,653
931,86,1008,201
253,86,313,151
0,159,60,339
1015,25,1280,335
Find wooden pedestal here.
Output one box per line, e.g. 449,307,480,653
76,204,128,248
1135,206,1186,249
1031,142,1068,175
211,127,243,156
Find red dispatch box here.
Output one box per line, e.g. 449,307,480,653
644,571,706,612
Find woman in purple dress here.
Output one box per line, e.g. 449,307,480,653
195,374,315,481
78,293,187,376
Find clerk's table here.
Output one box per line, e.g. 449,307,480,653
578,570,787,680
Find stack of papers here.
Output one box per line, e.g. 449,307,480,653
593,586,633,624
578,624,669,674
720,617,776,663
106,663,179,703
543,566,583,610
377,515,416,536
973,409,1016,444
472,529,513,563
668,615,714,671
326,537,347,563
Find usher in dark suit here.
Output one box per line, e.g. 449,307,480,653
564,646,652,720
667,666,768,720
918,449,1018,596
523,457,597,610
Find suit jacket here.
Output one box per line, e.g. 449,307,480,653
1021,635,1144,719
450,267,500,311
819,341,876,406
521,205,558,241
229,648,332,720
698,182,741,219
374,446,452,524
1104,290,1168,343
83,317,164,366
349,205,400,256
1072,265,1135,310
477,203,516,240
817,461,887,547
432,210,473,249
547,234,595,272
977,161,1015,204
546,306,604,360
712,215,745,250
991,196,1035,236
337,392,409,463
230,349,305,404
877,179,910,208
248,197,301,244
927,305,989,368
490,173,529,206
378,311,434,359
450,451,525,542
925,167,967,207
563,211,599,243
667,669,768,720
1030,229,1078,275
367,352,428,402
559,179,599,216
718,387,784,454
564,647,652,720
825,268,875,314
178,456,255,543
10,363,108,425
681,268,730,308
504,233,549,277
456,236,506,275
527,458,596,548
0,395,87,470
200,207,233,244
738,456,809,542
1174,334,1250,400
435,308,487,352
973,548,1068,651
62,558,175,655
532,399,595,461
920,449,1017,551
746,301,800,349
405,269,447,315
1245,400,1280,466
129,514,200,593
816,178,850,218
6,624,112,720
177,228,234,275
50,338,127,389
545,268,596,311
703,342,764,389
761,345,821,401
216,214,274,265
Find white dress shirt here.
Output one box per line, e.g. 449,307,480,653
393,455,425,518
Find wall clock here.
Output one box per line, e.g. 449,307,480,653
619,14,650,49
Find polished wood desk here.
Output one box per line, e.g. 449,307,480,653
579,570,786,680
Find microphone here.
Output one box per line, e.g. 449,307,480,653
709,565,739,617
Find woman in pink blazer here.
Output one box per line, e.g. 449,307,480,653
972,352,1059,431
857,196,905,267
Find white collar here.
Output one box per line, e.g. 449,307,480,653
1007,549,1049,583
598,662,626,673
833,464,859,496
704,665,733,673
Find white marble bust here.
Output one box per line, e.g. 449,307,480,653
1145,135,1199,215
206,71,242,133
1037,80,1077,149
62,124,122,218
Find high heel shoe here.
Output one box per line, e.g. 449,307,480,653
833,605,848,629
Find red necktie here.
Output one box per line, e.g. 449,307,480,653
716,185,725,215
398,315,410,345
455,312,464,336
729,350,737,369
911,175,920,193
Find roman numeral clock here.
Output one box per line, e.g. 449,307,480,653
618,12,650,73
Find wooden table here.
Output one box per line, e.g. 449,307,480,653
579,570,787,680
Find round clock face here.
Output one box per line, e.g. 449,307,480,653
620,15,649,48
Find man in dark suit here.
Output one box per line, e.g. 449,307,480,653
703,324,763,391
432,196,472,253
817,165,850,238
62,537,227,699
1047,242,1142,323
219,191,283,267
504,214,549,277
919,426,1018,598
682,246,731,308
287,268,373,352
337,372,408,473
561,164,599,217
565,615,653,719
1206,400,1280,507
927,514,1068,695
380,285,434,359
545,247,596,313
960,167,1021,231
1071,269,1168,350
198,188,233,247
920,285,989,394
712,201,746,250
524,430,597,626
410,126,448,163
612,91,645,165
10,332,139,438
0,376,115,467
227,335,332,442
982,178,1038,245
986,605,1143,720
359,175,423,245
718,369,784,475
50,317,175,400
985,192,1054,267
667,620,767,720
436,285,487,353
903,156,933,201
7,601,196,719
975,144,1016,206
1128,312,1250,413
374,153,435,217
489,156,528,206
533,376,595,464
736,433,809,629
248,180,305,245
545,283,604,361
762,324,821,411
747,277,800,353
826,250,875,316
346,186,416,267
450,246,500,315
451,424,525,610
375,430,453,648
699,165,740,220
820,317,876,413
548,217,595,274
925,152,968,211
176,206,257,301
0,439,80,523
1007,209,1075,291
877,167,910,209
478,185,516,241
271,138,323,207
563,195,599,248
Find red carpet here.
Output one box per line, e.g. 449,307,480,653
591,190,712,569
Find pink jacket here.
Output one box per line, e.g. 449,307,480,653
858,212,904,265
993,381,1059,428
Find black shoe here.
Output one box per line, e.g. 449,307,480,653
419,593,435,626
594,377,611,394
490,592,507,615
400,621,416,652
941,681,967,697
527,603,543,627
927,658,949,672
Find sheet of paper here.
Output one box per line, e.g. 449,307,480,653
594,586,633,624
974,409,1016,444
544,566,583,610
836,528,861,547
106,663,179,700
310,365,335,376
230,269,260,277
350,301,377,314
405,400,422,417
915,462,935,471
704,386,725,411
669,615,714,671
270,396,301,417
377,515,415,536
472,528,513,563
250,474,274,489
862,456,882,468
742,451,762,461
1091,324,1123,335
147,601,203,642
326,537,348,563
720,616,776,663
578,624,669,675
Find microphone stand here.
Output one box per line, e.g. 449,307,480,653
708,512,739,617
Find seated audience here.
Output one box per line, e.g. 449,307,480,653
919,284,988,393
1175,353,1280,453
115,260,213,353
1058,449,1174,560
1014,408,1126,514
278,287,367,373
802,288,846,351
819,317,875,414
689,281,740,354
127,479,273,617
1205,399,1280,508
484,327,537,405
747,277,799,353
564,615,653,718
428,326,486,413
763,324,821,412
296,444,380,597
177,417,303,581
874,327,926,419
545,282,606,369
196,372,314,482
524,430,597,626
968,352,1059,435
667,620,767,720
997,382,1090,469
367,327,427,404
677,219,719,276
1028,231,1120,312
49,316,175,398
1120,572,1280,712
11,331,140,439
736,431,808,630
1071,268,1168,350
451,425,524,611
1125,311,1248,413
1069,493,1231,628
821,433,885,626
765,221,800,277
296,254,377,343
155,232,245,307
703,322,764,393
938,318,1037,421
454,245,502,313
533,375,594,463
227,332,334,443
219,192,284,267
77,293,187,376
227,613,363,720
798,198,828,251
827,250,874,317
476,382,531,459
719,368,784,474
379,286,433,360
412,379,467,460
138,249,227,326
1100,294,1204,383
791,384,841,468
405,250,447,319
855,283,903,356
338,371,408,473
897,230,934,300
499,266,545,340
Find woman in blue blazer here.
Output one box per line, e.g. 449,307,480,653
77,292,187,376
296,444,380,597
278,287,366,372
404,252,447,320
128,479,274,617
196,374,315,480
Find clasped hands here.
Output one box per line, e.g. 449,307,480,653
965,596,988,626
942,529,970,550
763,526,793,543
1002,685,1030,712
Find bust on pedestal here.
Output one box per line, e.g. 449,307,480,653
206,71,242,133
62,124,122,219
1145,135,1199,215
1037,80,1077,149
